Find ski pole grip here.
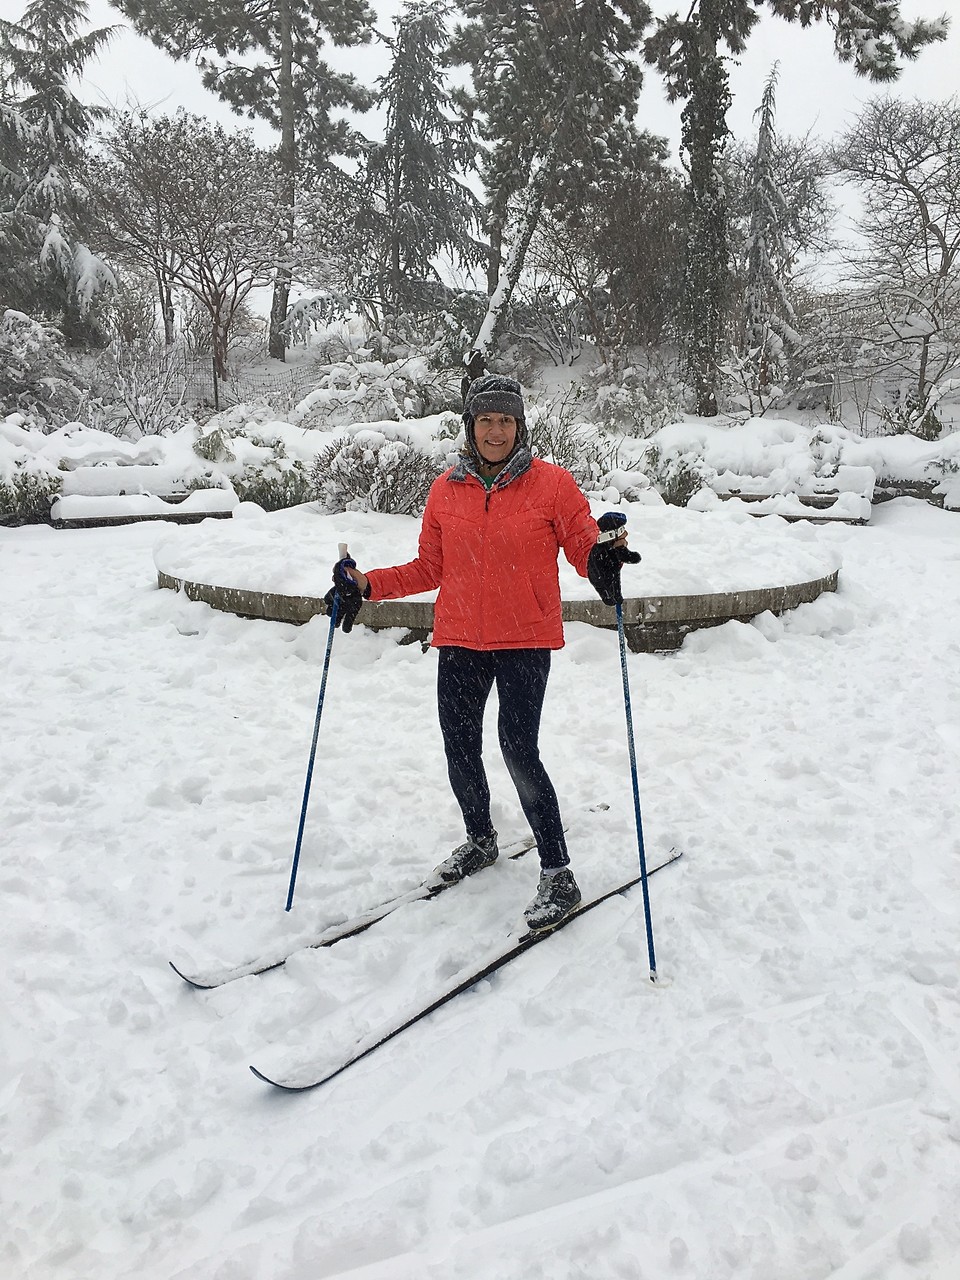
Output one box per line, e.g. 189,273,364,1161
596,511,627,544
338,542,349,560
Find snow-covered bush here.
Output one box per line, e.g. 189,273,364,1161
98,342,190,438
291,355,459,430
643,444,712,507
877,393,943,441
528,388,620,488
579,357,685,437
0,311,86,427
312,433,445,515
0,419,63,524
719,348,787,418
231,458,313,511
190,412,313,510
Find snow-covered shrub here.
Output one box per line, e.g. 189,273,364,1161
312,432,445,515
877,394,943,441
508,286,585,368
643,444,712,507
190,413,314,510
0,468,62,524
528,387,620,488
0,311,86,427
193,423,237,464
94,341,190,438
291,355,459,429
231,458,313,511
719,348,787,418
807,427,841,478
0,423,63,524
580,357,685,438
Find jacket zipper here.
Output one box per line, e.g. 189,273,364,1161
479,481,492,647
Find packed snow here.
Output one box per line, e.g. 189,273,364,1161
3,497,960,1280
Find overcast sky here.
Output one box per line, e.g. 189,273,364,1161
78,0,957,159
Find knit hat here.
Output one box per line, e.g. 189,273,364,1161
463,375,528,459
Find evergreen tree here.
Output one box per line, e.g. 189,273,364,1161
365,1,484,313
109,0,376,360
0,0,115,333
645,0,949,415
449,0,651,348
741,66,800,390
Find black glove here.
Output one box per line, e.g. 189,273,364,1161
324,557,369,634
587,513,641,606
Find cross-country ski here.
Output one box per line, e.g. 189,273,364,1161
250,850,682,1092
170,805,609,989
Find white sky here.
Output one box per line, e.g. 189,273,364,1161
78,0,958,159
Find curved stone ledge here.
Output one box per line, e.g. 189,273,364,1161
157,567,839,652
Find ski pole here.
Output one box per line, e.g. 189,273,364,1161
599,512,658,982
284,543,348,912
615,598,658,982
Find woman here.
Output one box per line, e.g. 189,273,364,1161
328,375,638,930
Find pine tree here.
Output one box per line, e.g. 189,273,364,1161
645,0,949,416
365,1,484,313
741,66,800,391
449,0,651,355
0,0,116,331
109,0,376,360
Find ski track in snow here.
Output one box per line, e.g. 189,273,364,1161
2,500,960,1279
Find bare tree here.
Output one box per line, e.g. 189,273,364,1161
830,96,960,427
89,111,287,379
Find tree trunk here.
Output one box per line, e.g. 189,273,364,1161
156,266,175,346
210,300,230,383
471,143,562,359
680,0,731,417
268,0,296,361
916,333,930,407
387,125,403,310
470,70,581,359
486,217,503,296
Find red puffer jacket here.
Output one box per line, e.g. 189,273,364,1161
366,458,598,650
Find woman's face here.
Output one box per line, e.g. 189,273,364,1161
473,412,518,465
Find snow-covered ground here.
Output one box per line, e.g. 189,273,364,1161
153,500,840,603
3,499,960,1280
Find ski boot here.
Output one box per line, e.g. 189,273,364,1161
524,868,582,931
434,831,499,884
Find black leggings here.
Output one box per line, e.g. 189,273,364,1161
437,647,569,870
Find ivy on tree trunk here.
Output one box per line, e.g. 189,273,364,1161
679,0,730,417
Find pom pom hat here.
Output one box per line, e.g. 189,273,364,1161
462,375,528,461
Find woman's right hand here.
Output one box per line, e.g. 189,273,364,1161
325,557,370,633
339,562,369,595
